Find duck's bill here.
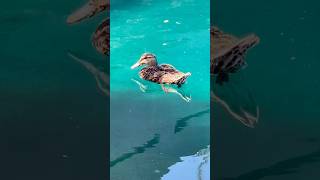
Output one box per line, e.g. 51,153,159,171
130,62,141,69
67,2,97,24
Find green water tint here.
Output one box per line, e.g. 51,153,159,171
110,0,210,179
223,148,320,180
212,0,320,179
0,1,108,179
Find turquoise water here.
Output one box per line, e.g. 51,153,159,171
212,0,320,179
110,0,210,179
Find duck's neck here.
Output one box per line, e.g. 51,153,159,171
148,60,158,67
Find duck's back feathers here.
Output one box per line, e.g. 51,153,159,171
92,18,109,55
139,65,190,86
211,27,239,59
139,66,165,83
212,34,259,74
67,0,109,24
211,26,260,84
159,64,175,69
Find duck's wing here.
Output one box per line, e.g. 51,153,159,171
211,27,260,76
67,0,109,24
159,64,191,84
159,64,177,72
211,26,239,59
213,34,259,74
139,66,165,83
216,33,260,60
160,64,176,69
92,18,109,55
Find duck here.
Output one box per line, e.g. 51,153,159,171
67,0,110,55
211,26,260,127
211,26,260,85
131,53,191,92
91,18,109,55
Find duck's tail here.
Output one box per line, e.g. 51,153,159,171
237,34,260,54
66,0,108,24
184,72,192,77
176,72,191,87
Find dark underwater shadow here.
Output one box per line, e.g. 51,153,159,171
110,134,160,168
174,109,210,134
221,148,320,180
211,76,259,128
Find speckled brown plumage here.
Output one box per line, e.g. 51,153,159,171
67,0,109,55
67,0,109,24
211,27,260,127
139,64,189,87
211,26,259,84
92,18,109,55
131,53,191,87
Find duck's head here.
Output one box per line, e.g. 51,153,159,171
131,53,157,69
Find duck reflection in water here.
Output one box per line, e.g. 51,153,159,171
211,26,260,128
131,78,191,102
68,52,109,96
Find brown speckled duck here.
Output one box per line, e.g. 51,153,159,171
211,26,259,84
67,0,109,55
131,53,191,92
211,26,260,128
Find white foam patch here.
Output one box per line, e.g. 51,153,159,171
161,146,210,180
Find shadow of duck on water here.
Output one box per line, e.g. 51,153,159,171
110,134,160,168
